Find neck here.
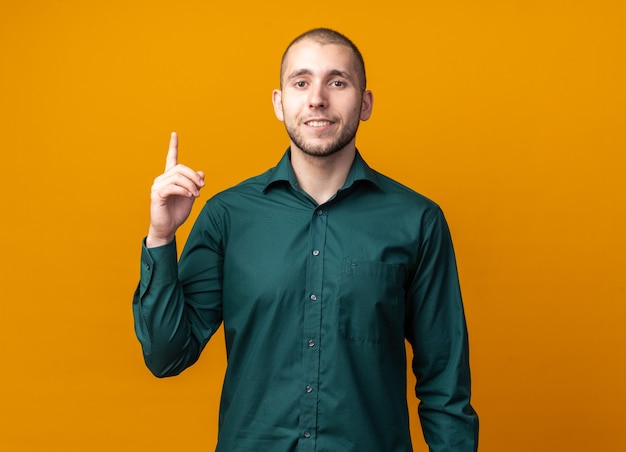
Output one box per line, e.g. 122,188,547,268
290,145,356,205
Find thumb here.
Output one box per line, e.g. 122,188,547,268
165,132,178,170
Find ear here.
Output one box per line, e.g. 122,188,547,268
360,90,373,121
272,89,284,121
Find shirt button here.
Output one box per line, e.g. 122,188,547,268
316,209,323,216
306,385,313,393
308,340,315,347
312,249,320,256
310,294,317,301
304,431,311,438
145,264,151,271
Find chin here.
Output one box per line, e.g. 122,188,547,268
287,125,357,159
300,145,343,158
292,137,355,159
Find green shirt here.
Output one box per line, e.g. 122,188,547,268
133,150,478,451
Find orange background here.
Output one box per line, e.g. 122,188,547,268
1,1,625,451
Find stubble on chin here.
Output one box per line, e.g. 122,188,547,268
285,120,360,158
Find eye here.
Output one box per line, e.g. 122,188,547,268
295,80,307,88
331,80,345,87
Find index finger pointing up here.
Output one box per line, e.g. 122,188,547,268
165,132,178,170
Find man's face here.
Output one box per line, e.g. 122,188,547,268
273,39,373,158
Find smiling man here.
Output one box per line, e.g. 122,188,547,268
133,28,479,451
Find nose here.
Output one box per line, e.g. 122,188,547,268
308,84,327,109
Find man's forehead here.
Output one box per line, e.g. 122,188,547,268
283,40,357,76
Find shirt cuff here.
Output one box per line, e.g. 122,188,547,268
139,237,178,296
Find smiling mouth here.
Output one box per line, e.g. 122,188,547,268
305,120,333,127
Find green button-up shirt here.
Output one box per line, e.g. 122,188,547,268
133,150,478,451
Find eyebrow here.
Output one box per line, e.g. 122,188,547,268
286,68,353,81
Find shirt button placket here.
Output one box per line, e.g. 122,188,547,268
299,206,327,450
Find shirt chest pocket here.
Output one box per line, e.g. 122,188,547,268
338,259,407,343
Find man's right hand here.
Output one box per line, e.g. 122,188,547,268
146,132,205,248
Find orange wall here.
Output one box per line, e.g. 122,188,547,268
1,1,624,451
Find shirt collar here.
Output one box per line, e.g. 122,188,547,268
263,148,381,193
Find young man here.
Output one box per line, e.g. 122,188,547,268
133,28,479,451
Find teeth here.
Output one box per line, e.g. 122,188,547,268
307,121,331,127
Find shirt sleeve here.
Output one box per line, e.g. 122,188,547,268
132,206,224,377
405,207,479,451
